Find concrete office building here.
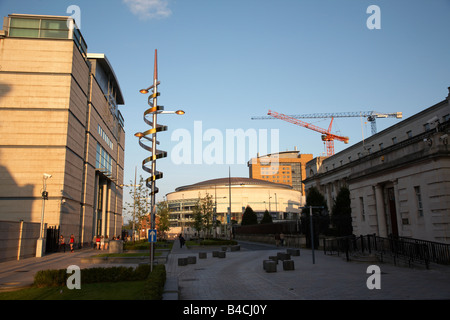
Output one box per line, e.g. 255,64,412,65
303,88,450,243
166,177,303,238
248,150,313,195
0,14,125,261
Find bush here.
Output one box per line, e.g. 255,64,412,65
142,264,166,300
33,264,151,287
199,239,237,246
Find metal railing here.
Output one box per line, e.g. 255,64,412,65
323,234,450,269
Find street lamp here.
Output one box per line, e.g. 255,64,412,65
36,173,52,257
136,49,184,271
300,205,324,264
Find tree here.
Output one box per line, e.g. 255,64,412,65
192,193,214,238
241,205,258,226
260,209,273,224
156,200,170,240
331,187,353,236
123,175,151,238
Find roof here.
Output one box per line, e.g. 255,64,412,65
175,177,293,192
87,53,124,105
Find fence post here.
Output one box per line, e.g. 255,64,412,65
345,237,350,262
367,234,371,254
360,235,364,253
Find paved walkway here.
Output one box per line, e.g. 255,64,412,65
0,248,132,292
1,240,449,301
166,239,450,300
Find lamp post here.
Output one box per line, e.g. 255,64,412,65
36,173,52,257
300,205,324,264
135,49,184,271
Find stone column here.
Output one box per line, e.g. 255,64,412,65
375,184,388,237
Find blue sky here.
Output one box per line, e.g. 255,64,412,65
1,0,449,213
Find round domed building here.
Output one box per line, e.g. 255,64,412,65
166,177,304,238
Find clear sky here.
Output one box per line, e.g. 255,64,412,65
1,0,449,217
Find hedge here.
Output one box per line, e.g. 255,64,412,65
34,264,155,287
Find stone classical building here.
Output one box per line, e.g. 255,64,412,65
0,14,125,260
303,88,450,243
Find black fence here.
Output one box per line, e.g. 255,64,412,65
323,234,450,269
45,226,60,253
234,221,300,235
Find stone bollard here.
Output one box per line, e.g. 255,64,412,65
287,249,300,256
283,260,295,271
218,251,226,258
263,260,277,273
277,252,291,261
109,240,123,254
187,256,197,264
178,257,188,266
199,252,207,259
212,251,219,257
269,256,278,264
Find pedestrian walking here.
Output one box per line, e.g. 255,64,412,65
275,233,281,247
104,235,109,251
69,234,75,252
179,234,185,248
280,233,285,246
59,235,65,252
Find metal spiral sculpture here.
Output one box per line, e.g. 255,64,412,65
135,49,167,198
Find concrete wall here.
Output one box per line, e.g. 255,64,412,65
0,220,40,262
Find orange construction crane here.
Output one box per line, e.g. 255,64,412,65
267,109,349,156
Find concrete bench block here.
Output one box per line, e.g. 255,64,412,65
212,251,219,257
287,249,300,256
283,260,295,271
199,252,207,259
277,252,291,261
221,246,228,251
178,257,188,266
218,251,226,258
263,260,277,273
269,256,278,264
187,256,197,264
231,245,241,251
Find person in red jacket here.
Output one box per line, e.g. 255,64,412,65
70,234,75,253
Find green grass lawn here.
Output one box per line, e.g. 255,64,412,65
0,280,149,300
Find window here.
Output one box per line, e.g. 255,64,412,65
392,137,398,144
98,125,114,150
9,17,40,37
407,130,412,138
379,143,384,150
8,16,87,56
96,143,112,176
414,186,423,217
360,197,365,221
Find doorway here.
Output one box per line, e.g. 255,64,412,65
386,187,399,237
